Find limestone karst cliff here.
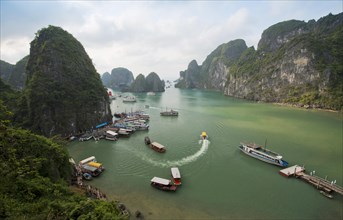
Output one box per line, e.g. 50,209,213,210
20,25,112,136
176,13,343,110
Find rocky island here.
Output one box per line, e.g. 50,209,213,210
176,13,343,110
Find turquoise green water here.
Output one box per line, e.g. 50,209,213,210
68,88,342,219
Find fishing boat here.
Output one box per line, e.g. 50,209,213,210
200,131,208,140
150,177,177,191
122,96,136,102
238,142,289,167
81,164,101,177
171,167,182,185
160,109,178,116
105,130,118,141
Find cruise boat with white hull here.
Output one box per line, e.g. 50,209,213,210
238,142,288,167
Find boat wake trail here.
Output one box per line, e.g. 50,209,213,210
148,106,161,110
144,139,210,168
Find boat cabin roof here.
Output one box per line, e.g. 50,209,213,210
151,177,171,185
106,130,118,136
80,156,96,165
82,164,98,172
151,142,165,149
88,161,102,168
171,167,181,178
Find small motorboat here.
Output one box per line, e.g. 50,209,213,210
82,173,92,180
201,131,208,140
144,136,151,145
320,190,333,199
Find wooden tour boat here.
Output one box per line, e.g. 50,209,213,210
160,108,178,116
171,167,182,185
150,142,166,153
151,177,177,191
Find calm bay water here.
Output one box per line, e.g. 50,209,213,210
68,88,342,219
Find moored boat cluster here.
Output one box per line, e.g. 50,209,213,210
75,110,150,142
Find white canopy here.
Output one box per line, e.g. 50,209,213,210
79,156,96,165
106,130,118,136
171,167,181,178
151,177,170,185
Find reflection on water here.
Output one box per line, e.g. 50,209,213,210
68,88,343,219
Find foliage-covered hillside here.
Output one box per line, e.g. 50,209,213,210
0,102,122,219
19,25,112,137
176,13,343,110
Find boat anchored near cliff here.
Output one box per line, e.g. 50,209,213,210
238,142,288,167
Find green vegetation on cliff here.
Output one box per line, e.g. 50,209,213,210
0,102,122,219
177,13,343,110
20,25,112,136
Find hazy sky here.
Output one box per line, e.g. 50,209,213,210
1,1,342,80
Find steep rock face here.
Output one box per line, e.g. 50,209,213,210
101,67,134,91
130,72,165,92
257,20,308,53
146,72,165,92
7,55,29,90
0,56,29,90
177,13,343,110
0,60,14,83
23,25,112,137
130,74,146,92
175,60,201,88
175,39,247,90
224,13,343,110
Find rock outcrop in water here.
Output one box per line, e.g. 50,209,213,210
101,67,134,91
176,13,343,110
130,72,165,92
20,25,112,137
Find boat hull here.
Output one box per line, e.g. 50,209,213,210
238,145,288,167
151,182,177,191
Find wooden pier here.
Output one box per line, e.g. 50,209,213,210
279,165,343,197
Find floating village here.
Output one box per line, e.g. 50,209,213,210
68,91,342,218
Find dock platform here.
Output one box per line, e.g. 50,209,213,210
279,165,343,197
279,165,305,177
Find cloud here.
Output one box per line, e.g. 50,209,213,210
1,1,342,80
0,37,31,64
